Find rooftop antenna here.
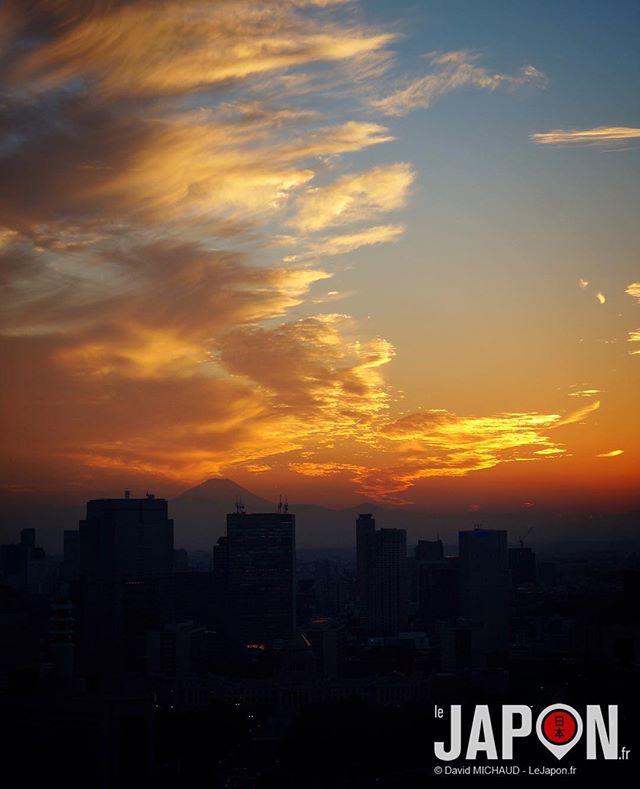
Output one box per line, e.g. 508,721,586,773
235,495,245,514
283,495,289,514
124,489,130,499
519,527,533,549
278,494,283,514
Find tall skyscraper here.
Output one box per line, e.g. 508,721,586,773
416,559,459,630
458,527,510,660
224,509,296,651
78,493,173,674
60,529,80,585
415,539,444,562
356,514,408,636
509,545,537,589
79,493,173,581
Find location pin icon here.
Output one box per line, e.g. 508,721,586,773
536,704,583,760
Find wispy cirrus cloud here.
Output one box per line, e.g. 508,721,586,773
8,0,395,98
370,50,546,117
568,388,601,398
283,224,406,261
628,330,640,355
290,163,415,233
531,126,640,146
626,282,640,304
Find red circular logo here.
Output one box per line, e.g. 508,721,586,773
541,708,578,745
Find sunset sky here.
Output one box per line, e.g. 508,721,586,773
1,0,639,514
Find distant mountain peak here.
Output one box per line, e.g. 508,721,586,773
172,477,275,506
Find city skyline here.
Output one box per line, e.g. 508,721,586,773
1,486,637,785
1,0,639,516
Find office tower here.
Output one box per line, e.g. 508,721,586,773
80,494,173,580
417,557,459,629
356,514,408,636
296,578,316,626
146,621,206,678
0,528,46,593
304,618,345,676
415,539,444,562
173,570,215,628
440,619,486,672
509,546,536,589
225,509,296,651
356,513,376,628
458,527,510,659
78,493,173,673
60,530,80,584
212,534,229,636
48,597,75,682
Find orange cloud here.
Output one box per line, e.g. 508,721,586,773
287,401,600,503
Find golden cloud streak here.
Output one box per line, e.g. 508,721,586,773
568,388,600,398
596,449,624,458
284,224,405,261
11,1,395,97
626,282,640,304
531,126,640,146
288,400,601,503
291,163,414,233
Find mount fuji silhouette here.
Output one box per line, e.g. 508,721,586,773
169,477,388,550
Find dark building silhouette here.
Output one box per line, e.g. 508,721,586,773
173,571,215,628
356,514,407,636
459,527,510,660
212,534,229,634
415,539,444,562
60,529,80,585
222,509,296,651
48,597,75,683
77,493,173,674
146,621,206,677
509,545,537,589
0,528,46,593
304,618,345,676
417,557,459,631
296,577,317,625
